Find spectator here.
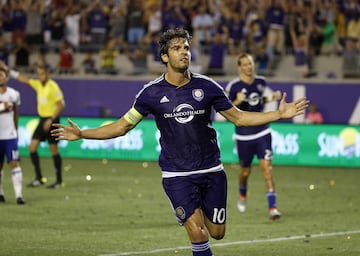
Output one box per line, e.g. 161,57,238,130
108,5,127,46
265,0,286,58
342,38,360,78
346,12,360,49
86,1,109,48
0,34,11,65
255,45,272,76
99,38,119,75
24,0,45,48
206,31,227,76
57,40,75,74
126,0,146,44
12,37,32,72
82,50,98,75
191,5,215,47
10,0,27,43
319,18,337,56
305,104,324,124
162,0,188,31
227,11,246,55
289,17,312,78
46,9,66,51
126,41,148,75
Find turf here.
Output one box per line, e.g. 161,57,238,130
0,157,359,256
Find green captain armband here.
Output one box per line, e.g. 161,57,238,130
123,107,143,125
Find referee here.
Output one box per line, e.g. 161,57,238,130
9,65,65,189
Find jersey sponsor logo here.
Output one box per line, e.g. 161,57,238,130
164,103,205,124
248,92,262,106
160,96,170,103
192,89,204,102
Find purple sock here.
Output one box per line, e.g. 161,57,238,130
267,191,277,209
192,241,213,256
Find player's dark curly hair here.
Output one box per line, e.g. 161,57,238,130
159,28,192,65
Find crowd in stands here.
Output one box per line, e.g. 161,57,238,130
0,0,359,78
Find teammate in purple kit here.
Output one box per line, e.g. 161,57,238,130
51,28,308,256
226,53,282,220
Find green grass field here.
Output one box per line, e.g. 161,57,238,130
0,157,359,256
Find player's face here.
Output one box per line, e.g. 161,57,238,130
165,38,191,73
0,70,7,86
239,56,254,77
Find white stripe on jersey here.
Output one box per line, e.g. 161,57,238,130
162,163,224,178
234,127,271,141
134,74,165,99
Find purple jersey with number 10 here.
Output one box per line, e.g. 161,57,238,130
133,73,233,173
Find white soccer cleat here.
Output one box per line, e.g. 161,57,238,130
269,209,281,220
237,198,246,213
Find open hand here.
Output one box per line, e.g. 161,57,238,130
278,92,309,119
51,118,82,141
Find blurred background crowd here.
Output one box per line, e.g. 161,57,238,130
0,0,359,79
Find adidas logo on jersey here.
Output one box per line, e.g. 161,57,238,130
160,96,170,103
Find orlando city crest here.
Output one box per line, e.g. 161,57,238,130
192,89,204,102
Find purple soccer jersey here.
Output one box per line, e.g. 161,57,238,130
226,76,270,136
226,76,273,166
133,73,233,173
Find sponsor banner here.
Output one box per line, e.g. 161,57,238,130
9,79,360,124
18,117,360,167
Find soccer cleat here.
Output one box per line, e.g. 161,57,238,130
269,209,281,220
237,198,246,213
27,179,46,187
16,197,26,205
47,182,64,189
0,194,6,203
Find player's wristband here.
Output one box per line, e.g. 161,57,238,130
124,107,143,125
0,102,5,112
10,70,20,79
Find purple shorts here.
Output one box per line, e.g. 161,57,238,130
162,170,227,225
236,133,273,167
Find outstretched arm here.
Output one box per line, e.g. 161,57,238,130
51,117,137,141
221,92,309,126
51,107,143,141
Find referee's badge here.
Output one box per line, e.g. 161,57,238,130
192,89,204,102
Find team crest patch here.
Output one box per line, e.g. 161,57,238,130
175,206,186,220
192,89,204,101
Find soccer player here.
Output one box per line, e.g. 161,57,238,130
8,65,65,189
225,53,282,220
0,66,25,204
51,28,308,256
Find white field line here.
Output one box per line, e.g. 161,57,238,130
98,230,360,256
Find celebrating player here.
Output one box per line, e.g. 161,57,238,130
0,66,25,204
51,28,308,256
226,53,282,220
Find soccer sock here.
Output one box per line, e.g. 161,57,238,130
53,154,62,183
11,167,23,198
30,152,42,180
239,185,247,199
0,170,4,195
266,191,277,210
191,241,213,256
